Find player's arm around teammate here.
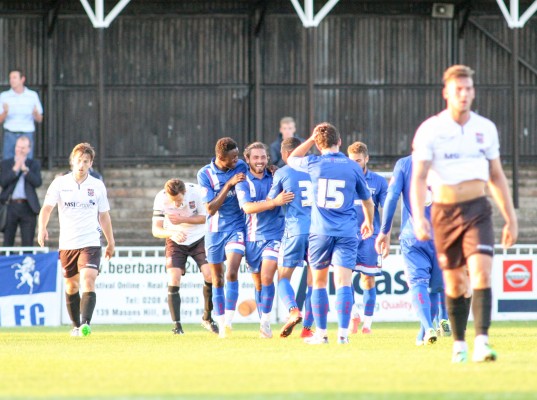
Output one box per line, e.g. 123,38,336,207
289,123,374,344
236,142,293,338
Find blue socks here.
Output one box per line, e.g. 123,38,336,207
439,291,448,320
311,288,329,330
411,283,433,330
429,291,440,324
336,286,353,329
261,283,275,313
225,280,239,311
304,286,314,328
363,287,376,317
212,286,225,316
255,288,262,318
278,278,297,311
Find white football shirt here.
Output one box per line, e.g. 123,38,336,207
43,173,110,250
412,110,500,190
152,182,206,246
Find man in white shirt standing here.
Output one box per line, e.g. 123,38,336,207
411,65,517,363
152,179,218,335
0,69,43,160
38,143,115,337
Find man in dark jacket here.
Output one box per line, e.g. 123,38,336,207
0,135,42,246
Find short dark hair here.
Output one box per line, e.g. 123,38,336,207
347,141,368,156
215,137,238,158
313,122,340,149
70,142,95,163
244,141,268,159
9,68,25,79
281,137,301,153
165,179,186,196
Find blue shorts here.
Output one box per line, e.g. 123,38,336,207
309,234,357,270
245,239,281,273
354,236,382,277
401,238,443,292
205,231,245,264
278,234,308,268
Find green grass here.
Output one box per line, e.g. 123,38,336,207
1,321,537,399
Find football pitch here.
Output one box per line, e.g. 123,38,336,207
1,321,536,400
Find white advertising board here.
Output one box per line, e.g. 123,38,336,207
58,246,537,325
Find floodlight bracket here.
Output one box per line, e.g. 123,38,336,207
80,0,132,28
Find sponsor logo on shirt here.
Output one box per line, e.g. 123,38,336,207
64,201,95,209
189,201,196,209
444,153,460,159
476,132,484,144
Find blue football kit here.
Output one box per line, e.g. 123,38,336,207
269,164,314,328
380,155,444,338
197,158,247,317
289,151,371,335
236,169,284,270
290,152,371,269
355,169,388,276
269,165,312,267
236,168,284,316
197,158,247,264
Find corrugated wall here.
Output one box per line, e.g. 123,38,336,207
0,8,536,165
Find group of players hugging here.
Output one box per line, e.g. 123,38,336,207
154,126,448,348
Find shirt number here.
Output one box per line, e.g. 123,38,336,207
298,180,313,207
317,178,345,209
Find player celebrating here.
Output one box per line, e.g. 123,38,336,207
152,178,218,335
411,65,517,362
268,137,315,338
375,156,446,346
38,143,115,337
197,137,247,338
347,142,387,334
288,122,374,344
236,142,294,338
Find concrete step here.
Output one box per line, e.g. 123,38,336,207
14,165,537,249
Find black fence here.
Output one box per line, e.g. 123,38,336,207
0,0,536,167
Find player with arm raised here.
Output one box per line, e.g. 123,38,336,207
288,122,374,344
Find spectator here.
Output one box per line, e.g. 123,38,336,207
0,136,42,247
0,69,43,160
270,117,303,167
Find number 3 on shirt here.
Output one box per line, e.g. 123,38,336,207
298,180,314,207
317,178,345,209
